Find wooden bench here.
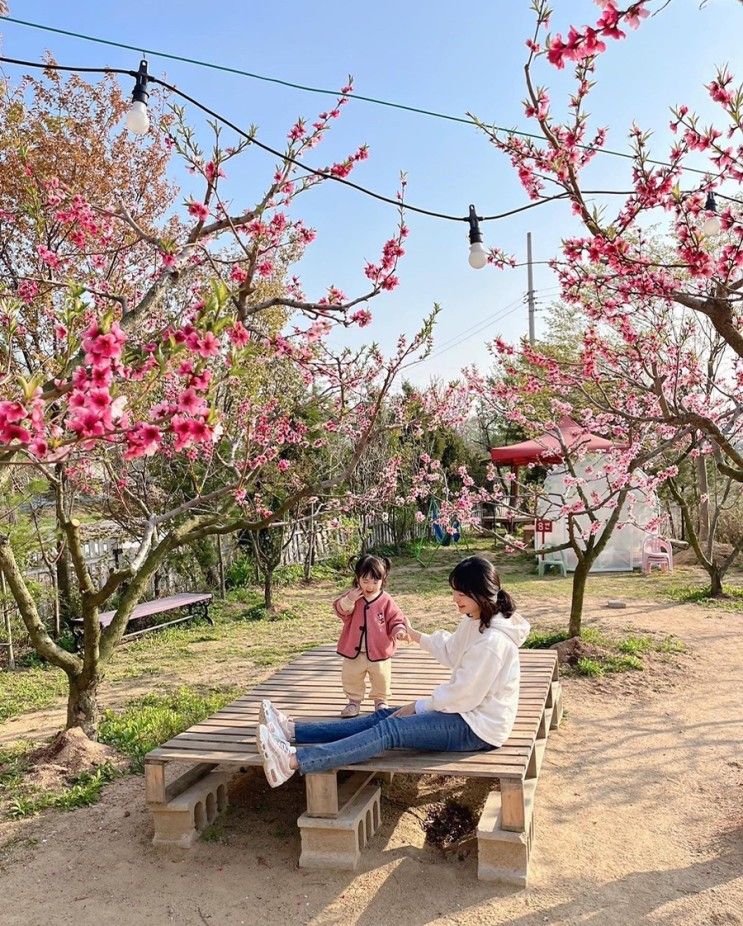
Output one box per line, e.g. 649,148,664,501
70,592,213,647
144,644,562,884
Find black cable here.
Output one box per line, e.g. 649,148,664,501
0,56,737,225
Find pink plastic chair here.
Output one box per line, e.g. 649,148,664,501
641,536,673,574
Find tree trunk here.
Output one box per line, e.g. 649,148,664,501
263,572,273,611
1,571,14,670
66,673,100,738
217,535,226,599
568,560,590,637
708,565,724,598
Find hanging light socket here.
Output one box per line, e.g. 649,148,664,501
467,204,488,269
701,190,721,237
126,59,151,135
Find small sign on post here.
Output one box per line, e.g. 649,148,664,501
535,519,553,546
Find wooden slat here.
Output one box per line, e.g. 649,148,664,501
147,745,529,778
164,762,217,803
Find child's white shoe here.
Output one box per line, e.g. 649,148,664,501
256,723,296,788
258,699,294,742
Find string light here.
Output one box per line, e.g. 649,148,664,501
0,53,735,269
467,205,489,269
701,191,721,237
125,58,150,135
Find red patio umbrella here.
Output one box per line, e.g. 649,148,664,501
489,416,615,466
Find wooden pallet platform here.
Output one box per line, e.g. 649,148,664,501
144,643,561,881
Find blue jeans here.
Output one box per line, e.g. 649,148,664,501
294,707,493,775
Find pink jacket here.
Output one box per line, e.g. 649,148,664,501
334,591,406,661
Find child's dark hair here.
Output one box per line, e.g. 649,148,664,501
351,553,391,587
448,555,516,632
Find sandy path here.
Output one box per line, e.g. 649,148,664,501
1,598,741,925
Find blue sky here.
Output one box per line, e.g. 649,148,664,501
1,1,740,385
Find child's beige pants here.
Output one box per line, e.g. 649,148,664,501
341,654,392,702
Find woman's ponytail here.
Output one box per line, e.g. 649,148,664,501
495,588,516,620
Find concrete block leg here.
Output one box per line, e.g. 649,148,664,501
477,781,536,887
298,784,381,871
150,771,231,848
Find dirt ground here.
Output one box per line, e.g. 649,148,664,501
0,595,741,926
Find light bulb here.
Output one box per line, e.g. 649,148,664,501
126,100,150,135
468,241,489,269
702,213,721,237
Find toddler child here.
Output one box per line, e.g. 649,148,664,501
334,554,407,717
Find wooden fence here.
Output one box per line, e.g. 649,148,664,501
2,513,427,650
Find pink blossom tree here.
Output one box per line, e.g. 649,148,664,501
0,66,435,736
414,0,743,631
472,0,742,484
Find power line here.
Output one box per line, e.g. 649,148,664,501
421,298,528,363
419,295,527,359
0,14,713,178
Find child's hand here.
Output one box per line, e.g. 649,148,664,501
338,587,363,614
394,628,408,642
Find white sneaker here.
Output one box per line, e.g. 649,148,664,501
258,699,293,742
256,723,296,788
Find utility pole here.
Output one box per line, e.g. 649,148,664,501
527,231,536,345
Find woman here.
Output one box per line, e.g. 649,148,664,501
256,555,530,786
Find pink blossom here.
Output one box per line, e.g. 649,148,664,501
178,388,207,415
196,332,220,358
186,199,210,222
37,245,61,269
228,322,251,348
230,264,249,284
204,161,225,182
17,280,39,302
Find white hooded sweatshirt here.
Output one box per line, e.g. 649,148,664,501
414,611,531,747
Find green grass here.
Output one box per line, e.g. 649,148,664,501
0,669,68,723
0,740,118,820
0,741,34,791
573,652,645,676
98,685,239,772
524,629,571,649
668,583,743,610
6,763,118,819
569,634,675,676
656,635,686,654
617,635,656,655
0,686,238,820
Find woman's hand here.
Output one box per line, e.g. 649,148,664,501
404,625,422,645
392,702,417,717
